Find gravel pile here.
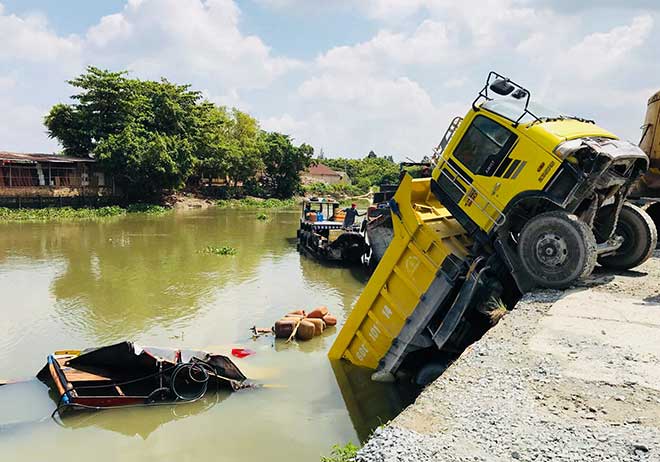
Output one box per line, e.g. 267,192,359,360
357,253,660,462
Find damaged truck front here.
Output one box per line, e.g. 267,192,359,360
329,72,656,383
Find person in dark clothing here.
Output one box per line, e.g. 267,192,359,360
342,203,365,228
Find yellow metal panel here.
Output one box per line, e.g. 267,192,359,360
328,176,472,368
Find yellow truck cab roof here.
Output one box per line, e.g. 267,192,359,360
478,99,617,154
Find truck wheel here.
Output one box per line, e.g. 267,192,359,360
597,203,657,270
518,211,597,289
646,202,660,249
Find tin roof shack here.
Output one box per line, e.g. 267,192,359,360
0,152,117,207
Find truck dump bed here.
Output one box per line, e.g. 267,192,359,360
328,176,476,377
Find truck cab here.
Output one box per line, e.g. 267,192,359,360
432,72,655,289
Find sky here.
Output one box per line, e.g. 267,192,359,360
0,0,658,161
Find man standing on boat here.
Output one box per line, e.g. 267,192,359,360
342,203,365,229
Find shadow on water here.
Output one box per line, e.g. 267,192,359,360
330,360,421,443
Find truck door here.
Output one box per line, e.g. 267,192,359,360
437,114,517,233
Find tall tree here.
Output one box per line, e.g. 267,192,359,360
45,67,202,197
261,133,313,198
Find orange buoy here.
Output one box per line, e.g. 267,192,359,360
323,314,337,326
287,310,307,317
306,318,325,336
308,306,329,319
296,320,315,341
274,319,297,338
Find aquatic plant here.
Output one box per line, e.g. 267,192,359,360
125,204,169,214
201,245,238,256
256,212,269,220
216,197,297,209
321,442,359,462
0,204,171,223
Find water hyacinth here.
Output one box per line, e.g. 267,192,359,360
200,245,238,256
0,205,170,223
216,197,297,209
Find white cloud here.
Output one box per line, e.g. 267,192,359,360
0,4,81,64
562,14,653,78
0,0,657,157
84,0,301,90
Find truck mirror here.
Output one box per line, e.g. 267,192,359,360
490,79,514,96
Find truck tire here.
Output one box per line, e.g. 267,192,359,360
597,203,657,270
645,202,660,248
518,211,597,289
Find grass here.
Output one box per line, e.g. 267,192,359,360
200,245,238,256
216,197,298,209
486,298,509,326
0,204,171,223
321,443,359,462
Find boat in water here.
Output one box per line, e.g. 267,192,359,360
297,197,367,264
37,341,248,414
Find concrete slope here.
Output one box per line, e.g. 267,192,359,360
357,252,660,462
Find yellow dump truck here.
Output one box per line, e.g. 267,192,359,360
329,72,657,381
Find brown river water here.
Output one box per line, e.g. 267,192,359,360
0,208,417,461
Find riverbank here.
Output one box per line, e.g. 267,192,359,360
357,251,660,462
0,204,169,222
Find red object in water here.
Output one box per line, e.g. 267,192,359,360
231,348,256,359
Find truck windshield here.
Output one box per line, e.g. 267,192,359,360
482,98,565,125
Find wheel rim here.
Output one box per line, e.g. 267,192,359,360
535,233,569,268
613,220,634,255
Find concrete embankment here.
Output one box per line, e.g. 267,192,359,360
357,251,660,462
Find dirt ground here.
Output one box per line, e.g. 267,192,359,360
357,251,660,462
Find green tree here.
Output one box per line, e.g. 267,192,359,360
261,133,313,198
45,67,312,199
46,67,202,197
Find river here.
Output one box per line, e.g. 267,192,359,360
0,208,417,461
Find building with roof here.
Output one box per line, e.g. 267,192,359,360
0,151,117,207
302,163,351,185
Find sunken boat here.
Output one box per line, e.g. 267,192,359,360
37,341,248,414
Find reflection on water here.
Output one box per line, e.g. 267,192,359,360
330,360,420,443
0,208,417,461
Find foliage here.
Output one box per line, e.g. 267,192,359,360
125,204,170,214
46,67,200,198
321,156,400,190
321,443,359,462
200,245,237,256
303,182,366,197
0,205,170,222
195,106,264,188
261,133,314,198
216,197,297,209
45,67,313,200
